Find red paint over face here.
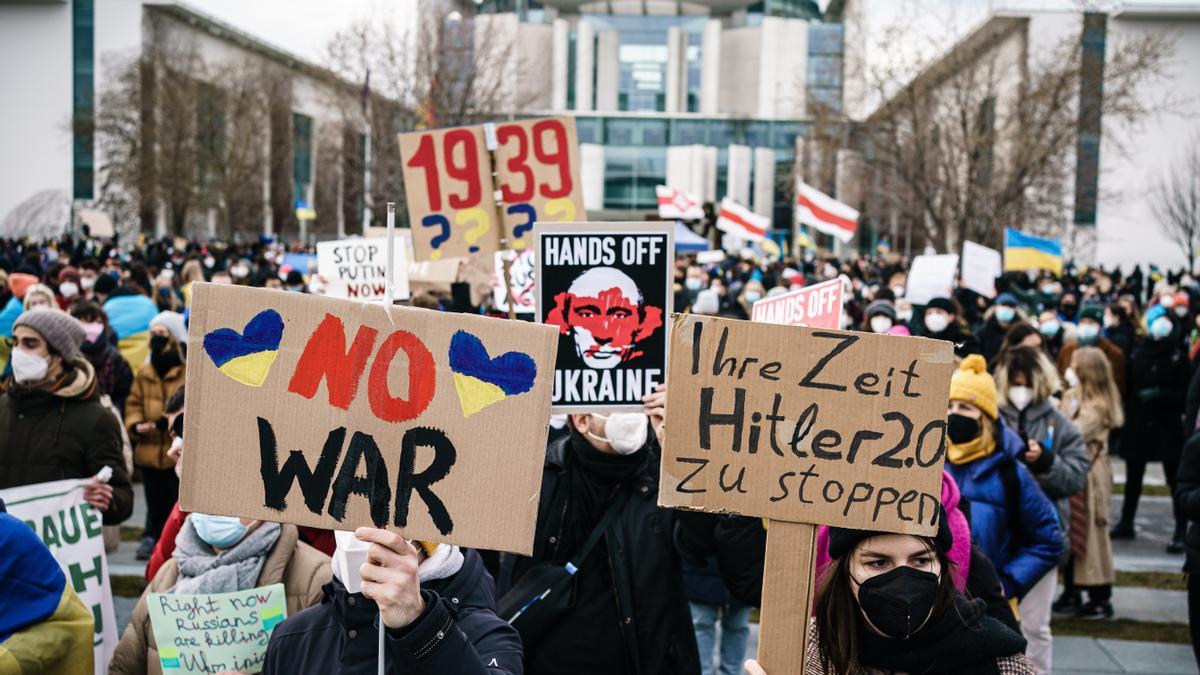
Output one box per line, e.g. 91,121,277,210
546,287,663,363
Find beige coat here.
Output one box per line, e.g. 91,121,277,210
1061,390,1116,585
108,524,330,675
125,364,184,470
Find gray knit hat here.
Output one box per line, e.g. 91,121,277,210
14,309,85,362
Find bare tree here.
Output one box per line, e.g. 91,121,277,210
861,16,1175,254
1152,137,1200,272
322,9,522,228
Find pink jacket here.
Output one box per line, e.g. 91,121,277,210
815,471,972,590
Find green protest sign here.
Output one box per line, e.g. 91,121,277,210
147,583,287,674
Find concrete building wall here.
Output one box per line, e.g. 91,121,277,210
758,17,808,118
752,147,775,216
595,29,620,111
1096,13,1200,270
0,1,73,226
551,18,569,110
700,19,721,115
580,143,605,211
719,26,761,117
727,144,753,205
574,19,595,111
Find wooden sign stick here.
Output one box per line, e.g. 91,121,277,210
484,122,518,321
757,521,818,675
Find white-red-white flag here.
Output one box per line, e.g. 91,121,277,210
796,179,858,243
716,197,769,242
656,185,705,220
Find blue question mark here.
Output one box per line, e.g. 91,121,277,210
421,214,451,260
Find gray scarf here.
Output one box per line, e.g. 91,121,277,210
171,519,281,595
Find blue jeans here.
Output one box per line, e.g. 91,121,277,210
690,602,752,675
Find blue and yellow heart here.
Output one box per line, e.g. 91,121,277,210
203,309,285,387
448,330,537,417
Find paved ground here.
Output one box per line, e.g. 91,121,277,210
112,459,1197,673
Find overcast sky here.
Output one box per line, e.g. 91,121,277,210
184,0,417,64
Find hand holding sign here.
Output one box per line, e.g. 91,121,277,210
354,527,426,629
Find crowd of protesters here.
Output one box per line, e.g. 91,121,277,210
2,232,1200,674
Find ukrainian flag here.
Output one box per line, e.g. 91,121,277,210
103,294,160,368
1004,228,1063,276
796,225,817,252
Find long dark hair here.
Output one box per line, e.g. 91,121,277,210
814,536,958,675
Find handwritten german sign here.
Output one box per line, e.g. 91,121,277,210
659,314,954,535
399,117,585,262
180,283,558,555
148,583,286,674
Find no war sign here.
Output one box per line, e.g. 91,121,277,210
659,314,955,535
181,283,558,555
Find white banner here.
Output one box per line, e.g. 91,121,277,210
316,235,412,302
961,240,1002,299
905,254,960,306
1,478,117,674
493,250,536,314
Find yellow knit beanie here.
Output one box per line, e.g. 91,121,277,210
949,354,998,420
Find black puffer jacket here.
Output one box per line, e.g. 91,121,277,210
263,548,522,674
501,434,701,675
1124,336,1189,462
0,361,132,525
1175,433,1200,573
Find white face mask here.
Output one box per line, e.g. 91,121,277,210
891,285,905,298
870,316,893,334
587,412,649,455
80,276,96,291
924,313,949,334
59,281,79,298
11,348,49,384
1007,385,1034,411
1064,367,1080,389
897,309,913,323
331,530,371,593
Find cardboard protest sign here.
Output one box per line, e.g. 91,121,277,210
180,283,558,555
905,254,960,306
659,314,954,534
148,583,287,674
494,250,536,315
1,478,117,674
535,223,674,412
399,117,585,261
750,278,844,329
317,236,412,301
961,240,1002,299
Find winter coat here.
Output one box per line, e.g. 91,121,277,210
1000,398,1088,565
946,421,1064,599
923,322,983,359
975,316,1015,365
682,556,736,608
109,523,330,675
80,329,132,414
0,359,133,525
0,513,94,675
1123,337,1189,462
263,549,522,675
1106,324,1137,361
1056,339,1127,398
1175,433,1200,573
1060,390,1116,585
799,598,1034,675
501,434,701,675
125,363,184,470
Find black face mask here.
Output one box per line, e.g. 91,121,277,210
149,334,169,353
947,413,981,444
855,566,940,640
